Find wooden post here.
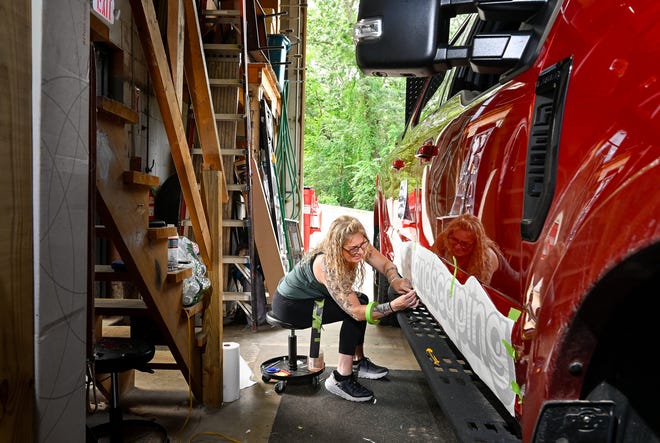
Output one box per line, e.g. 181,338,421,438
201,169,224,406
0,1,34,440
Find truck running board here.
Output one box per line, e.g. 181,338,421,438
396,304,522,442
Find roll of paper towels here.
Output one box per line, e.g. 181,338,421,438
223,342,241,402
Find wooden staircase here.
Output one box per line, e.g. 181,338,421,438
90,0,289,407
93,93,204,399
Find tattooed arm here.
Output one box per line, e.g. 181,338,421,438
313,255,413,321
364,244,414,294
313,254,367,320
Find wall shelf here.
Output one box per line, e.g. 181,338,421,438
97,96,139,125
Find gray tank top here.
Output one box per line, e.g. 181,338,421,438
276,253,330,300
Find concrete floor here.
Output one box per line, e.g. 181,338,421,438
86,319,421,442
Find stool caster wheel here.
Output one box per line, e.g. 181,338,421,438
274,381,286,394
262,375,271,383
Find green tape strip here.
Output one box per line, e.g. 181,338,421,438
511,380,523,404
501,339,516,359
449,255,457,297
508,307,522,321
312,299,324,332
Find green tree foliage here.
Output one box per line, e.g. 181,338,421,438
304,0,405,209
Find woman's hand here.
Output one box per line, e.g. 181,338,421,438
390,276,413,294
391,289,419,312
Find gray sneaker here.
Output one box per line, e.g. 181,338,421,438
353,357,389,379
324,371,374,402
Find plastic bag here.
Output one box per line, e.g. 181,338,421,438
176,236,211,306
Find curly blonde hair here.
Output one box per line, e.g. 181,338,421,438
431,213,500,282
307,215,370,290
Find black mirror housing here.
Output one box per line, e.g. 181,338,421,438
354,0,449,77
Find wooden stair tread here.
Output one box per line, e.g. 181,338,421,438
220,148,247,156
167,266,193,283
226,183,248,192
203,43,242,52
98,225,176,241
147,226,178,240
122,170,159,187
94,297,148,316
223,291,252,301
183,301,204,316
222,255,249,264
222,219,247,227
147,361,180,370
208,78,243,87
214,113,244,121
94,264,130,281
202,9,240,17
97,96,139,124
96,264,192,283
205,16,241,25
95,297,206,320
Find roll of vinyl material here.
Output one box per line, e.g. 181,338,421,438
223,342,241,402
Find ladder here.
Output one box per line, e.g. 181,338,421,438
201,2,260,328
188,1,289,329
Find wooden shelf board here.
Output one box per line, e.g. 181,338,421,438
97,96,139,124
147,226,178,240
94,297,148,316
167,266,193,283
122,170,160,187
94,264,130,281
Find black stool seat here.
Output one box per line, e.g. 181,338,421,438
260,311,325,394
88,337,168,443
94,337,155,374
266,311,303,330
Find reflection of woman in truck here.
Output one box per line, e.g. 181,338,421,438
430,213,501,284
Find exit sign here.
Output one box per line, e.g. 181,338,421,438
92,0,115,24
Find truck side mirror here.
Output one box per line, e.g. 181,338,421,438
354,1,451,77
354,0,549,77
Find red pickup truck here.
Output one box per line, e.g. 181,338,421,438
354,0,660,441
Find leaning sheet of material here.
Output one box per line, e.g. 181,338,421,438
268,369,458,442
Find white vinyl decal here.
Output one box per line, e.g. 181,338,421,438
393,237,516,415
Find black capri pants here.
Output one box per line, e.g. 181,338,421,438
272,291,368,356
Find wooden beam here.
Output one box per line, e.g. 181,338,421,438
182,0,229,203
250,156,285,294
1,1,34,440
201,169,224,407
129,0,212,265
167,0,185,110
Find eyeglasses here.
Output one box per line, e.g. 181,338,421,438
448,235,474,248
342,239,369,255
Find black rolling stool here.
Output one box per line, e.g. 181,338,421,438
88,337,168,443
260,309,325,394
